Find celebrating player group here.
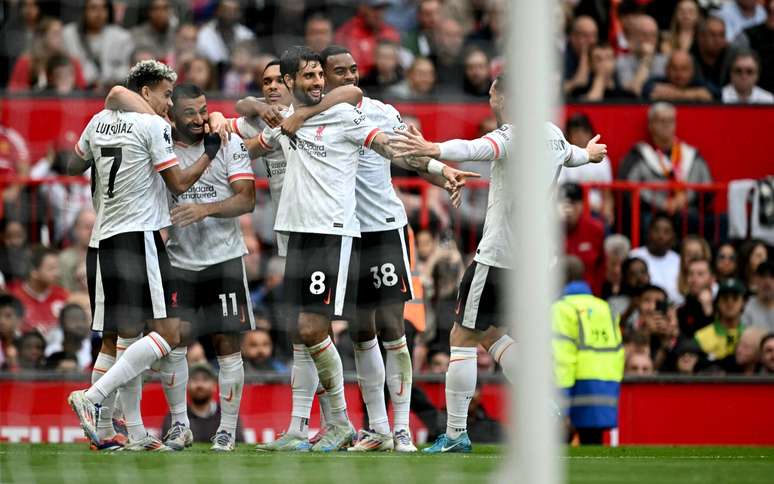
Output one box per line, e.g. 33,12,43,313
66,42,607,453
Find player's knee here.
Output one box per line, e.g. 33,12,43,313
377,306,405,342
450,323,481,347
100,333,118,356
480,327,505,351
297,322,326,346
213,333,241,355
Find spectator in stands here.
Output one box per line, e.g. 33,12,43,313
717,0,766,42
742,261,774,332
601,235,631,299
131,0,176,61
334,0,401,78
8,246,69,339
560,183,606,295
168,23,198,71
734,1,774,94
727,326,766,374
677,235,713,300
0,114,32,208
161,362,245,443
195,0,255,67
0,0,41,86
557,113,614,224
616,14,667,97
415,228,438,276
677,259,716,338
386,56,436,99
691,16,733,94
428,349,450,374
62,0,133,90
8,17,88,92
222,40,255,96
130,46,156,65
625,352,655,375
738,239,770,293
714,242,739,281
15,330,46,371
304,14,334,54
618,103,714,221
431,17,466,93
663,0,701,54
570,43,636,100
402,0,441,58
462,47,492,98
645,299,680,372
183,56,218,92
187,341,207,365
608,256,650,322
242,329,287,373
630,215,681,303
563,16,599,96
722,49,774,103
0,220,29,285
760,333,774,373
43,303,91,370
58,209,94,292
695,278,747,363
360,40,404,95
642,50,717,101
0,295,23,370
41,55,78,95
464,0,506,60
674,339,701,375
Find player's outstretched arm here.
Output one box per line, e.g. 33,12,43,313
235,96,285,128
160,134,220,195
170,179,255,227
67,156,92,176
104,85,155,114
393,125,503,162
280,85,363,137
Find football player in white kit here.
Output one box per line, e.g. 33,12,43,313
392,75,607,453
67,60,221,451
248,46,478,452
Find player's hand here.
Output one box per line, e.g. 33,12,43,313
207,112,231,145
442,165,481,190
449,185,463,208
259,104,285,129
585,134,607,163
392,125,441,159
171,203,211,227
280,111,304,137
203,133,222,159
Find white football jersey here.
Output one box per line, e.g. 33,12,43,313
232,116,289,256
356,97,408,232
165,136,254,271
75,110,177,241
545,121,574,185
260,103,381,237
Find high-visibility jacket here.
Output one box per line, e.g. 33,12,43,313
552,281,624,429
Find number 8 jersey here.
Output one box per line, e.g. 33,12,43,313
75,110,178,240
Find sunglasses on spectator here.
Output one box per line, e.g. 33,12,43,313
732,67,756,75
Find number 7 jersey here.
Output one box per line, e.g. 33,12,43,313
75,109,178,241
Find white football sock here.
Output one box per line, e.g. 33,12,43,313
308,336,348,426
114,335,145,441
217,352,244,437
488,334,516,383
288,344,317,437
354,337,389,434
317,383,332,428
445,346,477,439
160,346,189,428
92,352,116,440
383,336,412,433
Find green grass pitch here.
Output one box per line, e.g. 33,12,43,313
2,444,774,484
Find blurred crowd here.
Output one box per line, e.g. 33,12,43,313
2,0,774,104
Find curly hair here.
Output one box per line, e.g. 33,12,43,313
125,59,177,93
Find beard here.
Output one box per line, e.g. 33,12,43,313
293,85,322,106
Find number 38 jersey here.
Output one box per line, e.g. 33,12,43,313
75,109,178,241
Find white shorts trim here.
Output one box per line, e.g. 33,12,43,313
144,232,167,319
92,255,105,332
334,236,353,317
241,257,256,330
462,263,490,329
397,227,415,299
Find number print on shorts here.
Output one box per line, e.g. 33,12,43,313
370,263,398,289
219,293,238,316
309,271,326,295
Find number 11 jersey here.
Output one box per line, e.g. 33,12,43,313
75,109,178,241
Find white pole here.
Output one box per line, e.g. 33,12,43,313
501,0,561,483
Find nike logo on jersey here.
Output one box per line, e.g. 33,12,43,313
323,288,332,305
239,306,246,324
400,277,408,294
